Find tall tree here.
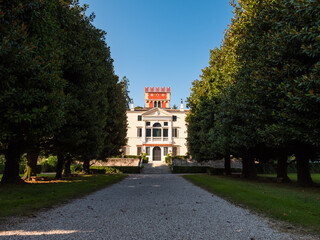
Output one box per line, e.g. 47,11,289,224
0,0,66,183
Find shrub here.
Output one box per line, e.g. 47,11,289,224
0,155,5,164
40,156,58,172
142,153,148,163
47,156,58,167
0,164,4,174
71,164,83,173
165,154,171,165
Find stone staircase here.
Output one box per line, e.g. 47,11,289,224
142,162,171,174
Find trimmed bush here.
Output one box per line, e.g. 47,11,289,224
257,162,320,174
172,155,189,160
124,155,141,159
0,164,4,174
171,166,208,174
171,166,242,174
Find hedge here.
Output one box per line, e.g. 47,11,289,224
256,162,320,174
90,166,141,174
171,166,242,174
171,166,208,173
172,155,189,160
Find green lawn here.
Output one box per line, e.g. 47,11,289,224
0,174,126,218
184,174,320,234
259,173,320,184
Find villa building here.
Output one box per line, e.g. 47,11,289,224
124,87,189,162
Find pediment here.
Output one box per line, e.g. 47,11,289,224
142,108,171,117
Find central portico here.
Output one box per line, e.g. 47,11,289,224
141,108,173,161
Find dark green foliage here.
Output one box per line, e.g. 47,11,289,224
0,0,67,183
123,155,141,159
187,0,319,186
171,166,208,174
257,163,320,174
142,153,148,163
172,155,189,160
165,154,171,165
70,164,83,173
0,1,128,183
40,156,57,173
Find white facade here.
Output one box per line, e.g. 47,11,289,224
124,107,189,162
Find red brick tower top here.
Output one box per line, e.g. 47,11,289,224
145,87,171,108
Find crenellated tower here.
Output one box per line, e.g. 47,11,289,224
144,87,171,108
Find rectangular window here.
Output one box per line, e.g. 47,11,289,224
153,128,161,137
146,129,151,137
138,115,142,121
146,147,150,155
146,121,150,126
137,128,142,137
172,147,177,156
173,115,177,121
137,147,141,155
172,128,178,137
163,129,168,137
164,147,168,156
164,122,168,126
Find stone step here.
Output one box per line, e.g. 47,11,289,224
142,163,171,174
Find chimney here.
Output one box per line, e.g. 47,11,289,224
180,99,184,111
130,101,134,111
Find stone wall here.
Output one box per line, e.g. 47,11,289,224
91,158,140,167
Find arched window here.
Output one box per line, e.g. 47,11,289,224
158,101,161,108
152,122,162,137
154,101,157,108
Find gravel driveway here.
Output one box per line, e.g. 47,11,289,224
0,174,316,240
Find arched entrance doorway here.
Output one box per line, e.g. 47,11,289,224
153,147,161,161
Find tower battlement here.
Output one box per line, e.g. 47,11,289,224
144,87,171,108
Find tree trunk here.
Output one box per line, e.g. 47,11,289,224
276,152,291,183
63,154,72,177
24,148,40,180
242,154,257,179
296,148,313,187
83,159,90,174
1,143,24,184
55,153,64,179
224,155,231,175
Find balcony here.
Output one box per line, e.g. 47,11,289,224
146,137,170,143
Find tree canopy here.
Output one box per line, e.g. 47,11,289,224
186,0,319,186
0,0,128,183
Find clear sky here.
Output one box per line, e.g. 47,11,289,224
80,0,234,108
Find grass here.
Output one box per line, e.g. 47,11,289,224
0,174,126,218
184,174,320,234
259,173,320,184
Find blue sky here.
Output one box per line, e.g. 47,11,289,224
80,0,234,108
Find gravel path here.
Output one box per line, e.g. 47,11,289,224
0,174,316,240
